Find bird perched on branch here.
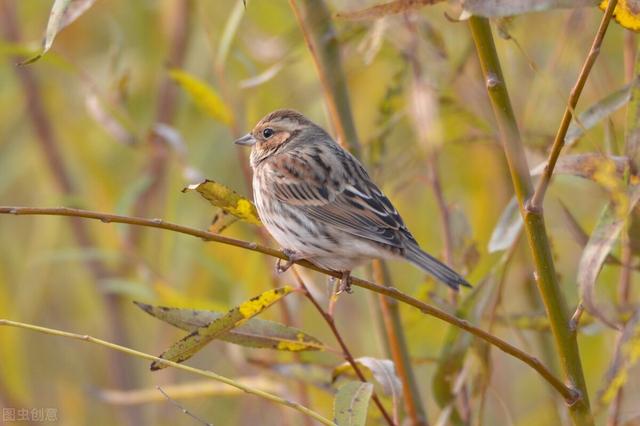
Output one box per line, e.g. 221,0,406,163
235,109,470,293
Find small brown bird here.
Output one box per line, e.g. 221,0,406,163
235,109,470,292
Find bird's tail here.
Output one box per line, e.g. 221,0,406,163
404,243,471,291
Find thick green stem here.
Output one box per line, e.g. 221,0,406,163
468,17,594,426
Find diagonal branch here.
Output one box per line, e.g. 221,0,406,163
530,0,619,209
291,267,396,426
0,205,576,403
0,319,335,426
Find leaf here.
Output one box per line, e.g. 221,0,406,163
150,287,294,370
332,357,402,399
134,302,325,352
182,179,261,225
84,90,136,146
335,0,443,21
598,309,640,403
578,185,640,329
97,378,285,405
169,69,233,125
488,197,522,253
462,0,596,18
601,0,640,31
530,154,630,181
21,0,97,65
565,83,634,145
333,381,373,426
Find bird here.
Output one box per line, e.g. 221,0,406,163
234,109,470,293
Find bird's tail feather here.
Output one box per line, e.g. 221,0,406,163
404,243,471,291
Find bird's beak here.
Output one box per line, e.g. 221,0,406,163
234,133,256,146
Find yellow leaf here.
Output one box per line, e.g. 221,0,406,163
183,179,261,225
238,287,293,318
169,69,233,125
601,0,640,31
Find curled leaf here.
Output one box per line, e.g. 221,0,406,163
578,185,640,329
134,302,325,352
599,309,640,403
462,0,595,17
332,357,401,399
150,287,293,370
21,0,97,65
333,381,373,426
565,83,634,145
335,0,442,21
488,197,522,253
530,154,630,181
183,179,261,225
169,69,233,125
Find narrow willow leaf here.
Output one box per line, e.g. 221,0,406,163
599,309,640,403
169,69,233,125
530,154,630,181
335,0,443,21
565,83,634,145
462,0,595,17
182,179,261,225
97,378,285,405
85,90,136,146
134,302,325,352
601,0,640,31
333,381,373,426
332,357,401,399
488,197,522,253
578,185,640,329
21,0,96,65
150,287,293,370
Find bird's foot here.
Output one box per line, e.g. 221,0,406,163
275,249,303,274
336,271,353,295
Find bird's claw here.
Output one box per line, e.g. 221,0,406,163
336,272,353,295
275,249,301,274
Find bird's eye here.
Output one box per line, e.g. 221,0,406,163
262,128,274,139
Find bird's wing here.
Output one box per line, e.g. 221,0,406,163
264,146,415,250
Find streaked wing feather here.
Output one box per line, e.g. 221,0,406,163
266,147,414,249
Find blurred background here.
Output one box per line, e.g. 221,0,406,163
0,0,638,425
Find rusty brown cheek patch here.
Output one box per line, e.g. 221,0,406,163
262,131,290,151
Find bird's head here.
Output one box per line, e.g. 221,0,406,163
234,109,320,166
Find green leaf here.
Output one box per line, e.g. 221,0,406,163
578,185,640,329
134,302,325,352
332,357,401,399
150,287,294,370
21,0,97,65
333,381,373,426
183,179,261,225
169,69,233,125
599,309,640,403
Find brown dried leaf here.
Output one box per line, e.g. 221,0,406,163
335,0,443,21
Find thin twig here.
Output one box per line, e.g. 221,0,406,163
0,205,576,403
373,260,428,426
157,386,213,426
290,267,396,426
530,0,619,209
0,319,335,426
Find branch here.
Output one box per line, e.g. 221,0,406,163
530,0,619,209
291,268,396,426
0,319,335,426
288,0,361,156
468,17,594,426
0,205,575,403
